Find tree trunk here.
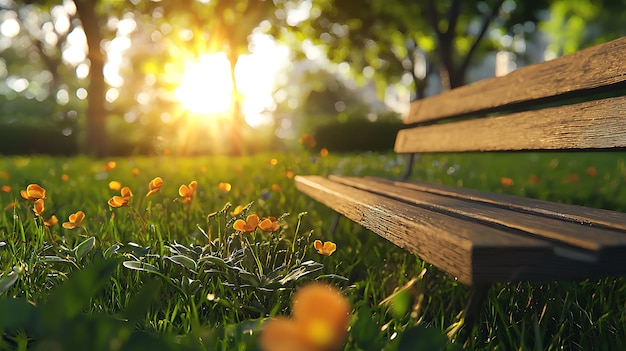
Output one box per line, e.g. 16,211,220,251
227,50,245,156
74,0,108,157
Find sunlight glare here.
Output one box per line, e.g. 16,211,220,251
175,53,233,115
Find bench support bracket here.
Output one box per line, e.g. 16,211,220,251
459,283,491,344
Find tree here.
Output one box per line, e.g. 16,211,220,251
274,0,551,100
157,0,278,155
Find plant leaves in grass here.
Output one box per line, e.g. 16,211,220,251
41,256,74,264
0,266,23,294
0,298,37,330
397,325,458,351
199,255,229,269
123,261,159,273
278,260,323,285
315,274,349,281
74,236,95,260
125,242,150,257
165,255,197,271
103,243,121,258
41,258,120,325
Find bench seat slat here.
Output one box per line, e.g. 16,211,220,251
406,36,626,123
330,176,626,254
358,176,626,232
396,96,626,153
296,175,626,284
295,175,553,284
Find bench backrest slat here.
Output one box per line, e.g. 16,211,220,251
395,96,626,153
406,37,626,124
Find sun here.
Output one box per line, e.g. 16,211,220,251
174,53,233,115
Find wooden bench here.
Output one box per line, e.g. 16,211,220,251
295,37,626,332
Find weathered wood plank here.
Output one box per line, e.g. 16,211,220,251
330,176,626,259
360,176,626,232
395,96,626,153
405,36,626,124
295,175,553,284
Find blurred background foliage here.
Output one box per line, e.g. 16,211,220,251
0,0,624,156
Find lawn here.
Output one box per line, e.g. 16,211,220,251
1,151,625,350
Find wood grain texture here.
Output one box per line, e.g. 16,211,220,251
295,175,552,284
296,175,626,283
330,176,626,256
359,176,626,232
395,96,626,153
405,36,626,124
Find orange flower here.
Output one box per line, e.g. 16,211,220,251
61,174,70,182
146,177,163,197
500,177,514,187
528,174,540,185
233,214,259,233
132,167,140,176
108,181,122,191
285,170,294,179
62,210,85,229
320,148,329,157
259,217,279,232
269,158,278,166
20,183,46,201
271,184,281,192
313,240,336,256
108,187,133,208
300,133,316,148
260,283,351,351
586,166,597,177
1,185,10,193
218,182,232,193
230,205,243,217
44,215,58,227
179,181,197,203
103,161,116,172
33,199,45,216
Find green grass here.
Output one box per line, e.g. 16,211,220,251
1,151,625,350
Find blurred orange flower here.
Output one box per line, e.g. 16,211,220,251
179,181,197,203
20,184,46,201
61,174,70,182
271,184,281,192
146,177,163,197
313,240,336,256
44,215,58,227
132,167,140,176
1,185,10,193
586,166,597,177
528,174,540,185
102,161,117,172
500,177,514,187
108,181,122,191
285,170,294,179
233,214,259,233
270,158,278,166
218,182,232,193
108,187,133,208
33,199,45,216
300,133,316,148
259,217,279,232
320,148,329,157
62,210,85,229
260,283,350,351
230,205,243,217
